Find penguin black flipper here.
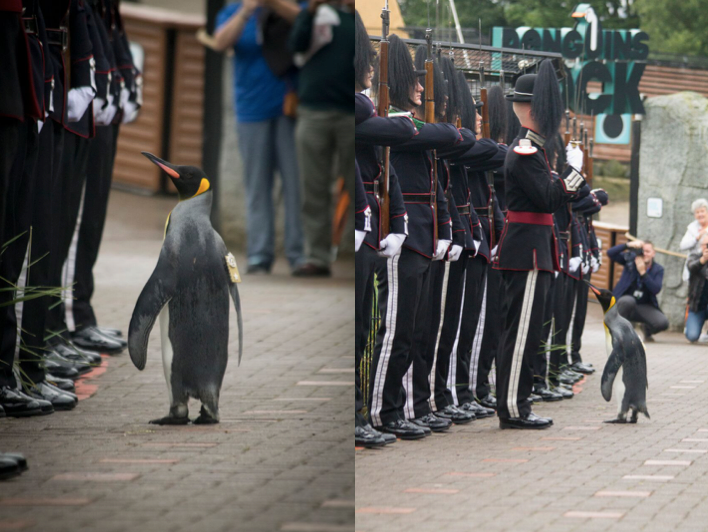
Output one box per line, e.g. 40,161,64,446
128,256,176,371
601,341,626,402
229,282,243,366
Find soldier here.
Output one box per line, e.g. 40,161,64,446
367,35,460,440
493,60,585,430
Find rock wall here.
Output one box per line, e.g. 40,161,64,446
638,91,708,330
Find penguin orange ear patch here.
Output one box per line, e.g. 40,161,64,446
514,139,537,155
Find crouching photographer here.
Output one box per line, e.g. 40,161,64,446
607,239,669,342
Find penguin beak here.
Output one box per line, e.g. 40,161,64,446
585,280,601,296
141,152,180,179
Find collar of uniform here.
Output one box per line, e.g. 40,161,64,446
389,105,413,119
521,127,546,148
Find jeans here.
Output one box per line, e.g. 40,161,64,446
295,106,354,268
236,115,303,269
686,307,707,342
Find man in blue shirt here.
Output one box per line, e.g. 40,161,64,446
607,239,669,341
215,0,304,274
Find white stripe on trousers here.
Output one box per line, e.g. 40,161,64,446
13,242,31,361
370,253,400,427
545,318,554,386
566,288,578,364
469,274,488,398
507,269,538,419
447,274,466,406
62,181,87,333
428,261,450,413
402,362,414,419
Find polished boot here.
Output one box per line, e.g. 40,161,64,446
499,412,553,430
71,326,126,354
0,405,5,418
570,361,595,374
355,425,387,448
0,456,21,480
45,373,76,393
45,352,91,376
2,452,28,472
436,404,475,424
42,358,80,380
411,413,452,432
376,419,427,440
24,381,77,410
460,401,494,419
53,341,102,365
533,385,563,402
550,385,574,399
0,386,44,417
477,394,497,410
96,326,123,338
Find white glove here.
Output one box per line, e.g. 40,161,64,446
491,245,498,260
569,256,582,273
96,102,117,126
66,86,95,122
378,233,406,259
448,244,463,262
473,239,481,257
355,230,366,252
121,100,139,124
120,86,130,110
591,256,599,273
582,262,590,275
433,239,451,261
566,143,584,172
37,119,43,134
554,271,559,278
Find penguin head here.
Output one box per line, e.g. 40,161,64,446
141,152,211,201
587,282,616,314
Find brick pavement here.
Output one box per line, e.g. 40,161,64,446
356,298,708,532
0,191,354,532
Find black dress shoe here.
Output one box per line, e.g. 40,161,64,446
437,404,475,424
45,374,76,393
461,401,494,419
570,361,595,374
528,393,541,403
499,412,553,430
559,371,582,385
364,423,396,445
376,419,427,440
71,327,125,354
95,326,123,338
355,425,387,448
2,453,27,472
412,413,452,432
24,381,77,411
53,341,103,365
292,263,331,277
0,387,43,417
45,352,91,376
550,385,573,399
0,405,4,418
477,394,497,410
42,358,80,380
534,386,563,402
0,457,21,480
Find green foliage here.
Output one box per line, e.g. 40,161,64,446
595,159,629,179
634,0,708,56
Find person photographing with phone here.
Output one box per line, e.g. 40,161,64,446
607,239,669,342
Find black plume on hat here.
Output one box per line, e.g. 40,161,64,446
414,45,447,121
440,55,460,124
531,59,563,139
488,84,507,142
354,10,375,90
456,71,477,134
381,35,417,109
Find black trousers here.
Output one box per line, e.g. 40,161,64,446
69,124,119,330
535,275,557,387
45,132,91,341
0,118,21,255
455,257,486,405
496,269,552,420
369,247,431,426
616,295,669,335
431,254,468,410
569,270,591,363
355,244,378,427
447,257,487,405
477,265,503,399
549,274,573,386
405,259,447,419
0,120,39,387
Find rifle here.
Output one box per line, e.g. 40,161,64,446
478,57,497,250
377,0,391,238
425,28,438,251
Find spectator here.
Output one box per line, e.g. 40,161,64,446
680,198,708,282
685,234,708,342
289,0,354,277
214,0,304,275
607,239,669,342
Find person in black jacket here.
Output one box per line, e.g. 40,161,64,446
493,62,585,430
367,35,460,440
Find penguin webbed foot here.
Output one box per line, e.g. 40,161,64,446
603,417,627,424
149,415,190,425
193,405,219,424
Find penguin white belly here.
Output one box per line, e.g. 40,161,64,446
159,305,174,403
614,367,625,416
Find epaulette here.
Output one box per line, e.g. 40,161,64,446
513,138,537,155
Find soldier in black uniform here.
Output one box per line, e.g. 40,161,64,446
354,13,414,447
367,35,460,440
494,61,585,429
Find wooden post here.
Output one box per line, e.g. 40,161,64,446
629,117,642,237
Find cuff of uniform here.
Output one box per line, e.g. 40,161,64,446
390,213,407,235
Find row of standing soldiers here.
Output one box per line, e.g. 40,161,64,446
0,0,140,417
354,13,609,446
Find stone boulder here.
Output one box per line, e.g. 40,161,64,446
638,91,708,330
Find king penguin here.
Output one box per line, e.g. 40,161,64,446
588,283,649,423
128,152,243,425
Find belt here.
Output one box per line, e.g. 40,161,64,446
474,206,489,217
363,181,375,194
46,27,68,51
456,204,470,215
507,211,553,226
558,231,571,240
0,0,22,13
22,16,37,35
403,193,436,204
